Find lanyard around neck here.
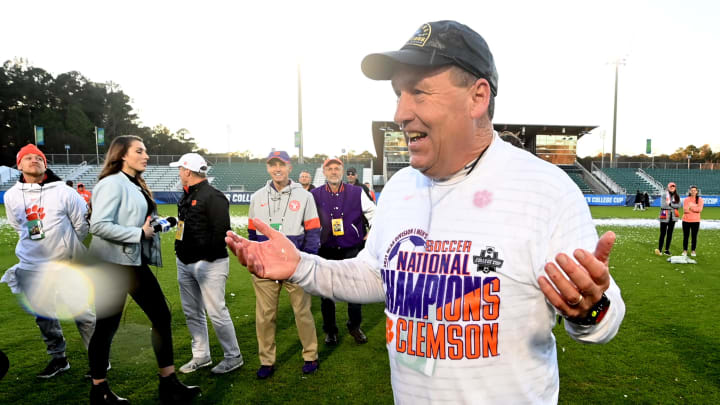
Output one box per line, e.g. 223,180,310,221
22,184,44,218
268,186,292,224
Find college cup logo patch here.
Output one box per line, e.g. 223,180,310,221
473,246,504,274
406,23,431,47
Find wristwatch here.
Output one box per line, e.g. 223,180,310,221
565,293,611,326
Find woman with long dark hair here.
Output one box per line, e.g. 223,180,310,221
655,182,681,256
682,185,704,257
87,135,200,404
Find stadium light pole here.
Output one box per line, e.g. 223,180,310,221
601,130,606,169
610,58,626,168
297,63,304,164
95,126,99,164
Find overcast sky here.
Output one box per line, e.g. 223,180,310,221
3,0,719,158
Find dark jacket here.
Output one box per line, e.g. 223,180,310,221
350,179,374,202
175,180,230,264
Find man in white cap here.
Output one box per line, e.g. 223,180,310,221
170,153,244,374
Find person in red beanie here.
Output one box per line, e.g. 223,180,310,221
1,144,94,379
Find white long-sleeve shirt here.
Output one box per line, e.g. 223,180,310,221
291,133,625,404
4,178,89,269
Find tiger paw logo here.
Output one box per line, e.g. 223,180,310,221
25,205,45,220
386,317,394,344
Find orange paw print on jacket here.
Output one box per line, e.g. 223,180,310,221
25,205,45,221
386,317,394,344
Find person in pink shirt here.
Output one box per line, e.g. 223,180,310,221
682,185,703,257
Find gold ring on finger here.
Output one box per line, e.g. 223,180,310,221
567,295,584,306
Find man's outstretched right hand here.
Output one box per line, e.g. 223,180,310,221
225,218,300,280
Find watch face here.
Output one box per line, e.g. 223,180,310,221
566,294,610,326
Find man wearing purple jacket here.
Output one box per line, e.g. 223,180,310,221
311,158,375,345
248,150,321,379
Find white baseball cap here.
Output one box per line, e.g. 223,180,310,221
169,153,209,173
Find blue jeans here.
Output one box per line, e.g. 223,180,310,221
15,267,95,359
177,257,241,359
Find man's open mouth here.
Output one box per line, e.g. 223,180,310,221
407,132,427,143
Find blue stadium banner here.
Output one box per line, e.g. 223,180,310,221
646,139,651,154
140,193,720,208
97,127,105,146
224,192,253,204
35,126,44,145
584,194,626,206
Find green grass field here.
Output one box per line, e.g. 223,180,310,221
0,205,718,404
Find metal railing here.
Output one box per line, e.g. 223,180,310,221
43,154,375,167
590,162,624,194
591,161,717,170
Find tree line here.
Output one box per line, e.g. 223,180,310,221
0,59,203,166
577,144,719,169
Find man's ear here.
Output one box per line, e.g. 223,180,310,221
469,78,491,119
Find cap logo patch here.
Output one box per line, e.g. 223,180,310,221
406,23,431,47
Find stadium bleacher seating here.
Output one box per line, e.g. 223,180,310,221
567,171,593,194
73,165,102,190
644,169,720,195
207,162,367,192
558,166,593,194
0,177,16,191
601,168,656,194
0,162,372,193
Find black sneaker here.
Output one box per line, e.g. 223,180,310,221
663,250,671,256
256,365,275,380
324,333,338,346
37,357,70,379
302,360,319,374
349,328,368,344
